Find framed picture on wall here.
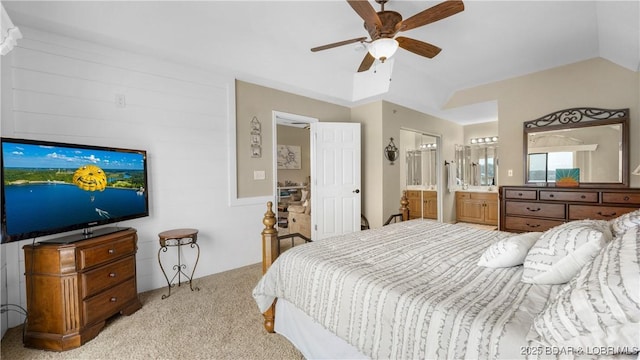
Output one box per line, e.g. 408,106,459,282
277,145,301,169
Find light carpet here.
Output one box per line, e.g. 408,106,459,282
1,263,302,360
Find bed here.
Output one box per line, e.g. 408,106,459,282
253,197,640,359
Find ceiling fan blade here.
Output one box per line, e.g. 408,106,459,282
311,36,368,52
397,37,442,58
347,0,382,32
399,0,464,32
357,52,376,72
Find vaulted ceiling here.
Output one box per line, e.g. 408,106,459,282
4,1,639,125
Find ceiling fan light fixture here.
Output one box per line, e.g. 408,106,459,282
368,38,398,63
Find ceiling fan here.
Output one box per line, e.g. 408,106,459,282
311,0,464,72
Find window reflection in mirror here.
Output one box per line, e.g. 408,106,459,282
526,124,622,183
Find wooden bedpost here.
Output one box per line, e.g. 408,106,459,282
400,191,410,221
261,201,279,333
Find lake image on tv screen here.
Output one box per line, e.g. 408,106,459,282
2,142,146,237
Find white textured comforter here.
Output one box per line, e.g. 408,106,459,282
253,220,559,359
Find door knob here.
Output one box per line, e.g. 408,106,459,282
353,189,360,193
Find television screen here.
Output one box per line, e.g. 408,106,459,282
1,137,149,243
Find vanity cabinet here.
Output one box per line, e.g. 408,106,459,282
422,191,438,220
406,190,437,220
456,192,498,226
500,186,640,233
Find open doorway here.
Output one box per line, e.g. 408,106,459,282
400,129,443,222
273,111,317,242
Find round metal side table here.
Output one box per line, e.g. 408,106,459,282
157,228,200,299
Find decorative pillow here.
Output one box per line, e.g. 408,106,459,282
530,226,640,352
477,232,541,268
521,220,612,284
610,209,640,237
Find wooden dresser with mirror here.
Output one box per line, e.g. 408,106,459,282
500,107,639,232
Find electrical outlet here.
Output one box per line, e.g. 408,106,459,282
508,169,513,177
115,94,126,108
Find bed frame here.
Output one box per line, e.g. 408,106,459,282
260,192,411,332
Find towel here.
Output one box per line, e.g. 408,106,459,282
447,161,457,193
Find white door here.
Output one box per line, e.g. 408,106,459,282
311,122,361,240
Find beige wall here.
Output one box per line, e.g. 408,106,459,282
235,80,351,197
446,58,640,188
351,102,384,226
236,57,639,226
464,121,498,144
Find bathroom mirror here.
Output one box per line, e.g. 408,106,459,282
455,143,498,187
524,108,629,187
405,134,438,188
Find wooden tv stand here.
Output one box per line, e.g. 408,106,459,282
23,228,142,351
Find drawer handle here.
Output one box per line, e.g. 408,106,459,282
108,249,116,255
624,196,630,201
549,194,554,198
109,272,117,278
526,223,540,228
526,207,541,212
597,211,616,218
292,218,296,223
517,193,523,196
110,297,118,302
581,195,586,199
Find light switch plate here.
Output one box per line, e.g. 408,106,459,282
254,170,265,180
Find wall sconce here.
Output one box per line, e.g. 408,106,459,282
384,137,399,164
470,136,498,144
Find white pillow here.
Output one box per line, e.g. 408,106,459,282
609,209,640,237
530,226,640,353
521,220,612,284
477,232,541,268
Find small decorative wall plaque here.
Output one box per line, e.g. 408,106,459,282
250,116,261,158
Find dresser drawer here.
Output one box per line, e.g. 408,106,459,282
78,236,136,270
540,190,598,202
81,256,136,298
505,201,565,219
471,192,497,201
83,278,137,326
568,205,638,221
504,189,537,200
602,192,640,205
504,216,564,232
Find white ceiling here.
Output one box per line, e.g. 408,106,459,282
3,1,639,125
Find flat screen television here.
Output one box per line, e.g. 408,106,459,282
1,137,149,244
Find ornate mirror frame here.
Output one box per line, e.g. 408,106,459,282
523,107,629,188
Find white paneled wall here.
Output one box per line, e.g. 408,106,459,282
0,27,266,331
